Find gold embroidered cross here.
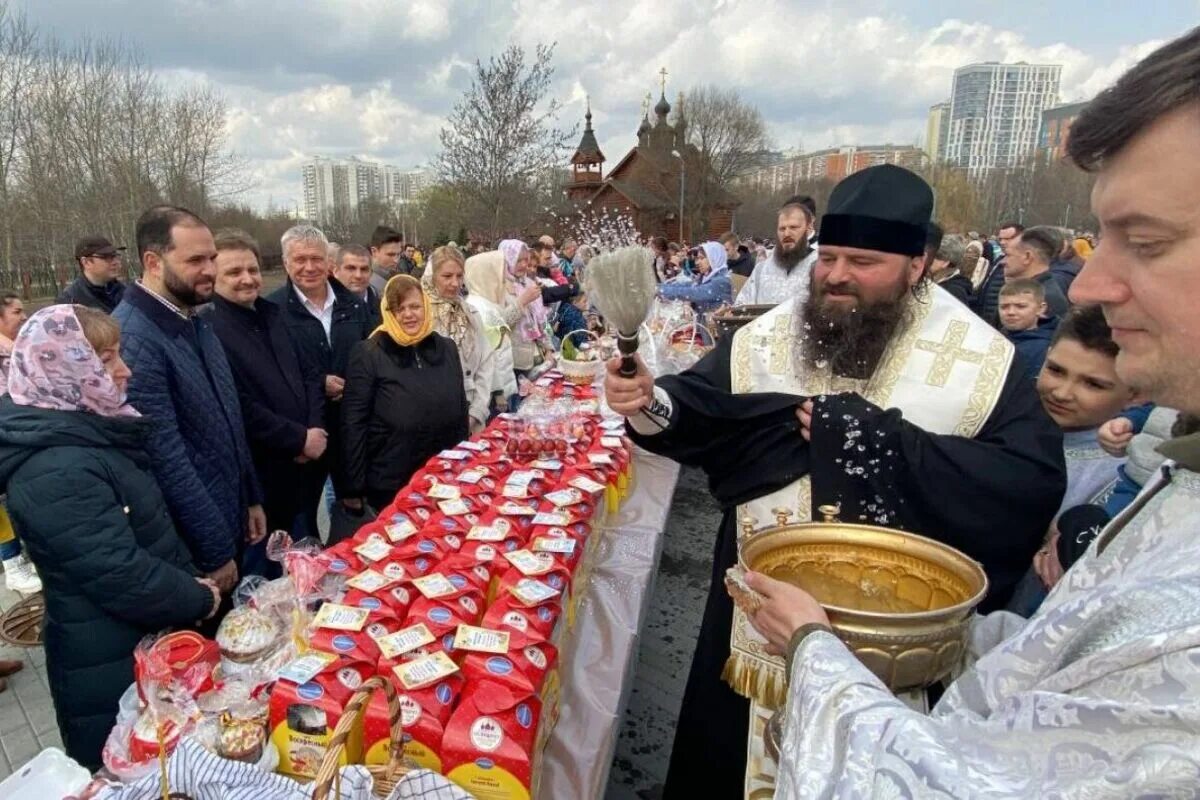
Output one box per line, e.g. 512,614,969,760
747,314,793,375
914,320,985,387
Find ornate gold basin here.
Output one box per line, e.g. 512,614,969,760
739,506,987,692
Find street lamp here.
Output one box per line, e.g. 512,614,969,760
671,150,685,243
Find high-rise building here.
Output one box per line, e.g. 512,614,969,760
925,102,950,163
301,157,431,220
741,145,927,193
943,62,1062,177
1038,101,1090,162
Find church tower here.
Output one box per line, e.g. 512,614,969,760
566,96,605,201
674,92,688,150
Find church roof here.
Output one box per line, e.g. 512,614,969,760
654,91,671,118
571,102,605,164
591,178,673,211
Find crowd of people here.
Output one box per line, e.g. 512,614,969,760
0,25,1197,799
0,212,595,766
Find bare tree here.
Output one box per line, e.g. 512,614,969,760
681,85,771,234
0,2,37,268
437,43,574,240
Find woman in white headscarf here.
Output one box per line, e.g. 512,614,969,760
463,245,539,410
657,241,733,314
422,245,494,433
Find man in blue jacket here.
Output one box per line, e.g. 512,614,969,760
113,206,265,593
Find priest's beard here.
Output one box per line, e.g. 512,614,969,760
800,276,910,379
775,240,810,273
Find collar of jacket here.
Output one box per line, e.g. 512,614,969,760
283,276,360,316
123,282,196,336
1158,432,1200,472
211,294,277,326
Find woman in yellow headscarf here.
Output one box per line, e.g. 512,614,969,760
340,274,469,512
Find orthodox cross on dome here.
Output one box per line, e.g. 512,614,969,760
659,66,669,94
914,320,986,387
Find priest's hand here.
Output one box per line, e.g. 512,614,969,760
604,355,654,417
744,571,830,656
796,400,814,442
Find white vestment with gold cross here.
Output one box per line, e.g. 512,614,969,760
724,284,1013,799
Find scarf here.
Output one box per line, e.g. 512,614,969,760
699,241,730,285
373,275,434,347
421,268,478,367
8,304,139,417
499,239,548,343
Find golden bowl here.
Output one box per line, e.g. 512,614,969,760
740,510,987,692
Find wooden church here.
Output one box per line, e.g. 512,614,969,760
565,78,739,243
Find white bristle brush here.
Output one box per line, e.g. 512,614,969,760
585,245,657,377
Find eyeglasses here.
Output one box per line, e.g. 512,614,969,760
90,253,120,262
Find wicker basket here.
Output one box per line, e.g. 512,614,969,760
310,675,412,800
558,329,604,385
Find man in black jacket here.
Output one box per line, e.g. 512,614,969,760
333,243,381,329
269,225,371,506
57,236,128,313
206,230,328,566
972,221,1023,327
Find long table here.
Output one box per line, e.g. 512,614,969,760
538,450,681,800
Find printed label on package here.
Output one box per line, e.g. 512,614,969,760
395,651,459,690
412,573,457,599
384,519,418,542
532,511,570,527
312,603,370,631
346,569,394,593
510,577,561,606
427,483,462,500
453,624,511,654
437,498,471,516
503,549,554,576
277,651,337,685
376,623,437,659
569,476,607,494
354,538,392,563
533,536,577,555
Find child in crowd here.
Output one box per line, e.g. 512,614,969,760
999,279,1058,384
1008,305,1135,616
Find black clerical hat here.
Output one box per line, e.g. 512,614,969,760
819,165,933,257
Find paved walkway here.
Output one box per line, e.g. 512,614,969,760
0,586,61,781
0,466,719,797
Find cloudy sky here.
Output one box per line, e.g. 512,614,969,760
15,0,1198,210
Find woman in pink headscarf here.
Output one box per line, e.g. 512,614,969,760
0,305,219,769
498,239,554,377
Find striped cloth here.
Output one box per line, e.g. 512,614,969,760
94,737,473,800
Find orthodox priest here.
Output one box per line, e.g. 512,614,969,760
604,164,1066,798
740,29,1200,799
734,195,818,306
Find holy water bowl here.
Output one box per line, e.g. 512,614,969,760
740,507,988,693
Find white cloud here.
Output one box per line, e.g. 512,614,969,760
36,0,1172,209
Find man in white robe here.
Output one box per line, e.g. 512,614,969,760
735,197,819,306
745,29,1200,798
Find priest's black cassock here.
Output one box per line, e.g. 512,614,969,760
628,332,1066,799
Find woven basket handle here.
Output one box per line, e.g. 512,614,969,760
310,675,406,800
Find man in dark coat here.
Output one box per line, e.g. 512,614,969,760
269,225,372,507
972,221,1024,327
206,230,327,572
333,243,382,329
56,235,128,313
113,206,265,593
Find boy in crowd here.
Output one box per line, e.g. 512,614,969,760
1008,305,1135,616
998,278,1057,384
